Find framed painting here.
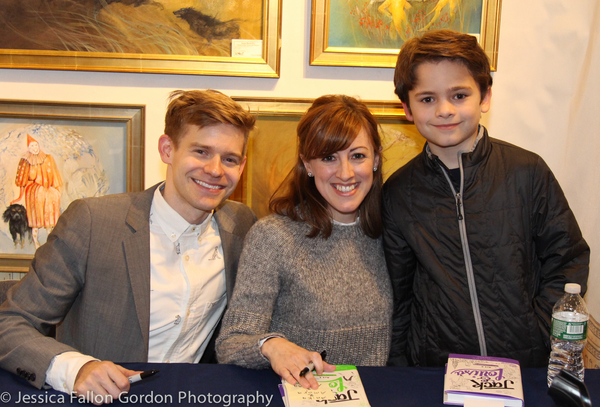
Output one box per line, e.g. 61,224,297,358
0,0,281,77
311,0,502,69
0,100,145,272
232,97,425,219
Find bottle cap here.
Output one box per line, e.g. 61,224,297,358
565,283,581,294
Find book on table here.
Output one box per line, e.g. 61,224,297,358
443,353,524,407
279,365,370,407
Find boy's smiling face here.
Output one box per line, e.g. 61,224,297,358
403,59,491,169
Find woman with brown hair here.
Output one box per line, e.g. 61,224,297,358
216,95,392,389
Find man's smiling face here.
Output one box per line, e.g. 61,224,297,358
159,123,246,224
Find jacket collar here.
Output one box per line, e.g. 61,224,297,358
123,183,160,356
125,183,159,233
213,201,236,236
460,125,491,168
123,184,241,313
212,200,240,301
424,125,491,170
132,183,232,235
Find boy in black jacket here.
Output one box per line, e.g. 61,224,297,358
383,30,589,368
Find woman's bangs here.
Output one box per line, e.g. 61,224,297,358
305,114,360,159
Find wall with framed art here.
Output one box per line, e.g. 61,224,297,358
0,0,598,357
311,0,502,69
0,100,144,272
0,0,281,77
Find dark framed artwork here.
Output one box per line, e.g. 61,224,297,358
0,0,281,77
0,100,145,271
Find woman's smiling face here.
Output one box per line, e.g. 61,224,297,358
303,128,379,223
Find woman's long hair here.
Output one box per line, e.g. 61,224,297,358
269,95,383,239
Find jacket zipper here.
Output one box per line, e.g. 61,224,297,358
439,158,487,357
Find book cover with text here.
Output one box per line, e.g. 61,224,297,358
443,354,524,407
280,365,370,407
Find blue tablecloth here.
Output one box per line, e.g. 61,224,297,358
0,363,598,406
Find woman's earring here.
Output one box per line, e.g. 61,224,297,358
308,172,313,177
373,167,377,172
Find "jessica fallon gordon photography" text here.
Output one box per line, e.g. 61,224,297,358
1,390,275,406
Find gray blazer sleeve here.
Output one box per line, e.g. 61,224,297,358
0,199,92,388
0,186,156,388
0,193,256,384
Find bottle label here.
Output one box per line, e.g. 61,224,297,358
551,318,588,341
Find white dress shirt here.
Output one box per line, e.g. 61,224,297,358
147,185,226,363
46,185,226,393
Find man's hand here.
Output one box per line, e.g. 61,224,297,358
73,361,141,405
261,337,336,390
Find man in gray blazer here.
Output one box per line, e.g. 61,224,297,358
0,90,256,404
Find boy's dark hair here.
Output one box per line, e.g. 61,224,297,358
270,94,383,239
394,30,493,110
164,89,256,153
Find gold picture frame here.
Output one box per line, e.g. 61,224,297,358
0,100,145,272
233,97,425,218
0,0,281,77
310,0,502,70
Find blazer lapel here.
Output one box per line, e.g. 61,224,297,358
214,205,241,301
123,186,157,353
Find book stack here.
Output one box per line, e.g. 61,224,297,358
443,354,524,407
279,365,371,407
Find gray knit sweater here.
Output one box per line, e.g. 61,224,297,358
216,214,392,368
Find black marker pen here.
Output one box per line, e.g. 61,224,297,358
299,351,327,377
128,369,159,384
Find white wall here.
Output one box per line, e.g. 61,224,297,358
484,0,600,318
1,0,599,313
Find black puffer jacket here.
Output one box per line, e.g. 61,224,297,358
382,127,589,368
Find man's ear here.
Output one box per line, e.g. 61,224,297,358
401,102,414,121
158,134,175,165
239,156,247,175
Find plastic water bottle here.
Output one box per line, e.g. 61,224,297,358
547,283,588,386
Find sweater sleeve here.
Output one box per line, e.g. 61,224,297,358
531,156,589,337
215,217,287,369
382,185,417,367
